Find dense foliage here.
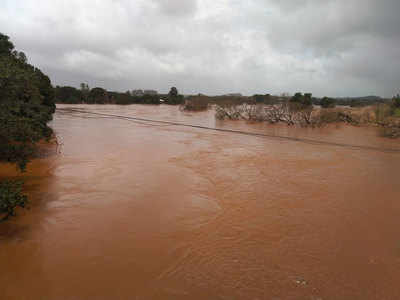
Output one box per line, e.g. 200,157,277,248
252,94,273,104
320,97,336,108
55,85,161,105
0,32,55,221
54,86,83,104
0,33,55,169
0,180,28,221
290,93,313,108
165,86,184,105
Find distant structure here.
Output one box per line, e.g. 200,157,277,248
132,89,144,96
144,90,158,95
225,93,242,97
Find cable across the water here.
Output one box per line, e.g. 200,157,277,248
56,108,400,153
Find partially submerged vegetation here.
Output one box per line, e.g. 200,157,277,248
215,102,360,127
177,93,400,137
213,93,400,136
374,95,400,138
0,33,55,221
181,96,210,111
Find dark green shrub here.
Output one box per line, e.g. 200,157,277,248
320,97,336,108
55,86,83,104
0,32,55,221
165,87,184,105
290,92,313,108
0,180,28,222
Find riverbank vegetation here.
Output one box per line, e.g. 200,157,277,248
0,33,55,221
181,96,210,111
212,93,400,136
374,95,400,138
178,93,400,137
55,85,184,105
0,180,28,222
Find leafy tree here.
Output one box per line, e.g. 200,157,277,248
0,34,14,54
87,87,108,104
304,93,313,106
55,86,82,104
291,92,303,103
320,97,336,108
80,83,90,102
142,94,160,104
169,87,178,98
0,32,55,221
0,181,28,222
290,92,313,109
166,86,183,105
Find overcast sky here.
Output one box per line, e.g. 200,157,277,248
1,0,399,97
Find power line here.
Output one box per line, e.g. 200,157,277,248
56,108,400,153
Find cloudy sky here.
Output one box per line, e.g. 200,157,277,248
1,0,399,97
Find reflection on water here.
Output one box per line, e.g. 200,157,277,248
1,104,400,300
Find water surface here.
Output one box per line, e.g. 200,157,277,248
1,104,400,300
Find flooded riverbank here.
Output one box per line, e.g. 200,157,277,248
1,104,400,300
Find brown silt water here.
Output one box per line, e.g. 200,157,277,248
1,104,400,300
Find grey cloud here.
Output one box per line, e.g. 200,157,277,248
0,0,399,97
152,0,198,16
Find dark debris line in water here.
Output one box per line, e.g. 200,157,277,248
57,108,400,154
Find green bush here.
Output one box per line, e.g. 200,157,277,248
1,32,55,221
252,94,272,104
0,33,55,170
165,87,184,105
290,92,313,108
320,97,336,108
0,180,28,222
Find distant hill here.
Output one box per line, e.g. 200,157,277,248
336,96,382,101
333,96,388,107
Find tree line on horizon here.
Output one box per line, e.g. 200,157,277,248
56,84,393,109
251,93,392,108
55,85,184,105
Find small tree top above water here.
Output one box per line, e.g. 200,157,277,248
290,92,313,108
166,86,183,105
169,87,178,98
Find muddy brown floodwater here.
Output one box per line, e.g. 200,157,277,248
1,104,400,300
